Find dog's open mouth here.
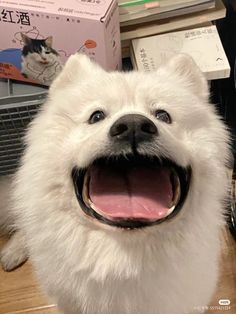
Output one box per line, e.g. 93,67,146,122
72,155,191,229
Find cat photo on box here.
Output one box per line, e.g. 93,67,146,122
20,33,63,86
0,0,121,85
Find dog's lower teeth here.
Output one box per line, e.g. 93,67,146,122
82,173,106,216
82,172,90,207
167,205,176,216
170,171,181,209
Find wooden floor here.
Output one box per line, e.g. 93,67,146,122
0,229,235,314
0,236,57,314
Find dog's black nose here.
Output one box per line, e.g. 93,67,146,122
109,114,158,144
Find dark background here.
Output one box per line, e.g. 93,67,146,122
212,0,236,160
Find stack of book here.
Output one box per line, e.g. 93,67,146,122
119,0,216,26
120,0,226,57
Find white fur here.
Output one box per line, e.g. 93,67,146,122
0,230,27,271
0,175,14,235
7,54,231,313
0,176,28,270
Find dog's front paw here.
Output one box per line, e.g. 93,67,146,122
0,230,28,271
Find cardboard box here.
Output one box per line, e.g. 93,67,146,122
0,0,121,85
131,25,230,80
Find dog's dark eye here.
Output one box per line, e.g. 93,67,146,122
155,110,171,124
89,111,105,124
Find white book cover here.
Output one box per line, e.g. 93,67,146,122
131,25,230,80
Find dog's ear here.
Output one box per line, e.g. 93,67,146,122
165,54,208,100
50,53,103,94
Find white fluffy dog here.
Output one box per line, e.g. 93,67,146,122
0,54,230,314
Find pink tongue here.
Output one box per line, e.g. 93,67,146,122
89,165,173,220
